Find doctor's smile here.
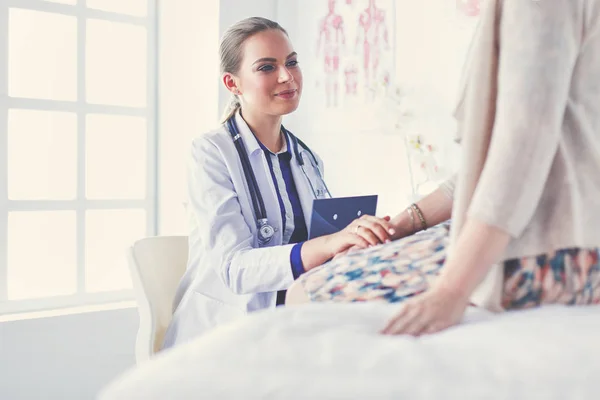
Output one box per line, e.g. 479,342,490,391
275,89,298,99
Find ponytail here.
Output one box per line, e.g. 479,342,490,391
220,94,241,124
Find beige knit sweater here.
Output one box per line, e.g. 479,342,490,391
442,0,600,310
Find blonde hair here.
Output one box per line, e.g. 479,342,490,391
219,17,288,123
221,95,241,124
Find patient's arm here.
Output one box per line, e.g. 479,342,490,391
389,186,453,240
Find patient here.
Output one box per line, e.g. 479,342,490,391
287,0,600,336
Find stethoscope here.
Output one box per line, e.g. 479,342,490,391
226,116,332,246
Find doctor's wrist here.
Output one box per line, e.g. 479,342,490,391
300,236,334,271
318,235,338,263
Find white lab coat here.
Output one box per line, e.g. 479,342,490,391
162,112,327,349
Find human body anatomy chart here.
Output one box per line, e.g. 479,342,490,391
314,0,394,108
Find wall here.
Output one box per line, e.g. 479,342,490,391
157,0,220,235
158,0,279,235
0,307,138,400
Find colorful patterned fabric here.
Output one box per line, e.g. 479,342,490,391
502,248,600,309
299,221,600,310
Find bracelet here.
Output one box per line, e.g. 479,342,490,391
406,207,416,234
410,203,428,231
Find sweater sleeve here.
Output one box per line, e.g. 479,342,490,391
466,0,580,237
439,174,457,199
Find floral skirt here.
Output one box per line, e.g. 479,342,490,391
299,222,600,310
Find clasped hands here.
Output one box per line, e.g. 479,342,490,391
325,214,403,260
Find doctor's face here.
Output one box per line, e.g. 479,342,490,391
235,29,303,117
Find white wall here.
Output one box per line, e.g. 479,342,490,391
0,307,138,400
157,0,220,235
158,0,280,235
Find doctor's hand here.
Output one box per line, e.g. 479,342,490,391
345,215,396,247
329,215,395,259
302,229,372,271
301,216,396,271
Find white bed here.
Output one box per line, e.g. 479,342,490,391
99,303,600,400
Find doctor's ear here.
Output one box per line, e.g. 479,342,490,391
223,73,242,96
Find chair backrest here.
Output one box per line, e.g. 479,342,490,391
127,236,188,363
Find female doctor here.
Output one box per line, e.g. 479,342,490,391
162,17,395,349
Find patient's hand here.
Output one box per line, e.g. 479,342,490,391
381,286,469,336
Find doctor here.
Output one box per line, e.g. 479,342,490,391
163,17,395,349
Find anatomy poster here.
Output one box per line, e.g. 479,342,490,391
310,0,395,110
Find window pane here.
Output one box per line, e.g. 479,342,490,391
86,19,147,107
85,209,146,292
7,211,77,300
85,114,147,199
87,0,147,17
8,110,77,200
8,9,77,101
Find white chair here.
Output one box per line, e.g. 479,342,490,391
127,236,188,364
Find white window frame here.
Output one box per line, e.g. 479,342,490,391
0,0,158,315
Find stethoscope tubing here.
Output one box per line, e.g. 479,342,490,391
226,116,331,244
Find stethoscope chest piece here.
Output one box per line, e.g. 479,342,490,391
226,116,330,247
257,218,275,245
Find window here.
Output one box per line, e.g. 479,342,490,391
0,0,157,314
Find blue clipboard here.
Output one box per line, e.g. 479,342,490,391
308,195,378,239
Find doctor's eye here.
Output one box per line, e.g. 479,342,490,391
258,64,275,72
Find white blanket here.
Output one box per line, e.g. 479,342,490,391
100,303,600,400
